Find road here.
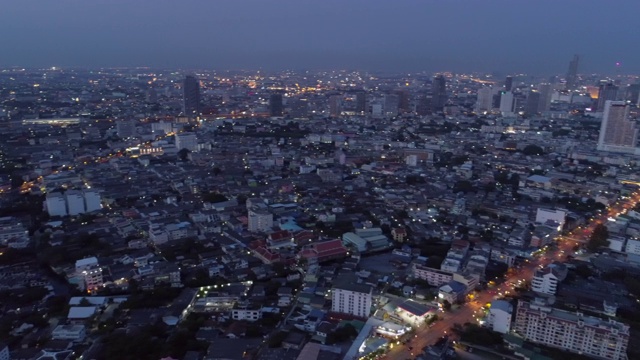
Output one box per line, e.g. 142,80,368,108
383,189,640,360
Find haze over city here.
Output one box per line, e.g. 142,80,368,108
2,0,640,74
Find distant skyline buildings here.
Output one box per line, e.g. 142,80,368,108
182,75,201,118
565,55,580,90
597,101,638,152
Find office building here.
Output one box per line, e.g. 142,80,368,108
83,189,102,212
116,120,136,139
384,93,399,116
475,87,493,112
524,91,540,116
182,75,201,118
289,99,309,118
175,132,198,152
499,91,515,114
597,101,638,151
355,91,366,114
486,300,513,334
269,92,284,117
66,190,86,216
596,82,619,111
565,55,580,90
537,83,552,112
331,276,373,318
46,192,68,217
431,75,447,112
504,76,513,92
329,95,342,118
394,89,410,113
625,83,640,105
515,299,629,360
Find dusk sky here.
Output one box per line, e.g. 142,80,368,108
2,0,639,74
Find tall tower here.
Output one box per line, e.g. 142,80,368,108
269,92,284,117
182,75,201,118
329,95,342,118
524,91,541,116
596,82,619,111
355,91,367,115
504,76,513,92
475,87,493,112
537,83,552,112
499,91,515,115
565,55,580,90
431,75,447,112
597,101,638,151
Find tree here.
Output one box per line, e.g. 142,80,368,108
442,300,452,311
452,180,474,193
178,148,191,162
212,167,222,176
587,224,609,252
522,144,544,156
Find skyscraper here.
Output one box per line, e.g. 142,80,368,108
355,91,367,115
499,91,515,114
504,76,513,92
394,89,410,113
269,92,284,117
597,101,638,151
565,55,580,90
182,75,201,118
431,75,447,112
524,91,540,116
625,84,640,105
329,95,342,118
596,82,619,111
536,83,552,112
475,87,493,112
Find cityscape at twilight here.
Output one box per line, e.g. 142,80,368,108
2,2,640,360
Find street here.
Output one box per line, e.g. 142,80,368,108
382,190,640,360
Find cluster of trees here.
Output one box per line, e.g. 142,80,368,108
587,224,609,252
451,323,502,346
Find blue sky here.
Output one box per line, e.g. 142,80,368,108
1,0,638,74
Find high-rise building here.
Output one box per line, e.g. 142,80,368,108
175,132,198,152
524,91,540,116
46,192,67,217
269,93,284,117
331,275,373,318
355,91,367,115
329,95,342,118
597,101,638,151
384,93,399,116
394,89,410,113
565,54,580,90
596,82,619,111
485,300,513,334
431,75,447,112
504,76,513,92
625,84,640,105
536,83,552,112
116,120,136,139
182,75,201,118
66,190,86,216
289,99,309,119
515,299,629,360
83,190,102,213
475,87,493,112
499,91,515,114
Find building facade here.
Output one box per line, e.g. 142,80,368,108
331,281,373,318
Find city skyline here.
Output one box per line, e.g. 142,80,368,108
1,0,639,74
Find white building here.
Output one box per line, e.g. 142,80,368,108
331,280,373,318
65,190,86,216
75,257,103,292
499,91,515,115
597,101,638,152
46,192,68,217
248,205,273,233
175,132,198,152
83,189,102,212
535,208,566,226
231,307,262,322
625,239,640,255
0,217,29,247
486,300,512,334
515,299,629,360
531,263,567,295
52,324,86,341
